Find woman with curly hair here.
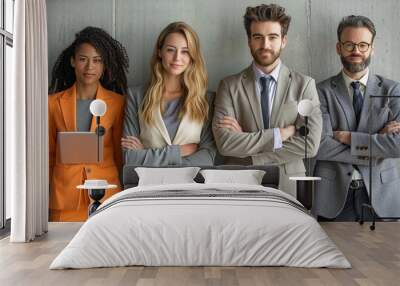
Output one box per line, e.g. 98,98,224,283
122,22,216,166
48,26,129,221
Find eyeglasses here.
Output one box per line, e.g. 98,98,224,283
340,41,372,53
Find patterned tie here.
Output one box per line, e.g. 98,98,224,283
260,76,272,129
351,81,364,124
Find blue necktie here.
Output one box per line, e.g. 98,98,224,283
260,76,272,129
351,81,363,124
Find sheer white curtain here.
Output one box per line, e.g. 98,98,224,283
8,0,48,242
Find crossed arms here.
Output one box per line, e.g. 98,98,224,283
212,78,322,165
316,84,400,165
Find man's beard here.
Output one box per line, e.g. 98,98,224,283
252,47,281,67
341,54,371,73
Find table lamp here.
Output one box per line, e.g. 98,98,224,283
89,99,107,162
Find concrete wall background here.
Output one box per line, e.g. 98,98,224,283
47,0,400,91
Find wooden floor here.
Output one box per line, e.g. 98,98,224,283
0,222,399,286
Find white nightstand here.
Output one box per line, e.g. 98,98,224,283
77,180,117,216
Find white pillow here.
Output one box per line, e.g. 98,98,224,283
135,167,200,186
200,169,266,185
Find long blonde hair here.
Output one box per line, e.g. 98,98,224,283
141,22,208,125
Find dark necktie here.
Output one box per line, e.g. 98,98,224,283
351,81,363,124
260,76,272,129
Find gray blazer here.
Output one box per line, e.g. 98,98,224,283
212,64,322,196
123,85,216,166
313,72,400,218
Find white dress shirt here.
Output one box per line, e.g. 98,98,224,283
253,61,283,149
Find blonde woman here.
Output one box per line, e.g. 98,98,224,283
122,22,216,166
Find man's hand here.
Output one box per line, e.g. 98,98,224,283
218,116,243,132
121,136,144,150
180,143,198,157
279,125,296,141
379,121,400,134
334,131,351,145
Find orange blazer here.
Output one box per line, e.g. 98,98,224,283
48,83,124,222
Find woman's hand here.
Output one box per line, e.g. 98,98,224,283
121,136,144,150
180,143,198,157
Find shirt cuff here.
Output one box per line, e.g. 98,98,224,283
273,128,283,150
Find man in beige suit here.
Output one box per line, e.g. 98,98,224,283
213,4,322,197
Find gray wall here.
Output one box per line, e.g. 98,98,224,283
47,0,400,91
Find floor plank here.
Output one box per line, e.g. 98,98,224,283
0,222,399,286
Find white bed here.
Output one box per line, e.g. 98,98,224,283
50,183,351,269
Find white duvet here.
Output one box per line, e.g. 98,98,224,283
50,183,351,269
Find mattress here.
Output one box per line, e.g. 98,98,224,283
50,183,351,269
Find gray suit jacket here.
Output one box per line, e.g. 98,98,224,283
313,72,400,218
123,85,216,166
213,64,322,196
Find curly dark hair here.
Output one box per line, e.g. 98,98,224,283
49,26,129,95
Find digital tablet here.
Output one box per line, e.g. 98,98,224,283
57,132,104,164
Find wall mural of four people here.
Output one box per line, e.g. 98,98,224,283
48,4,400,222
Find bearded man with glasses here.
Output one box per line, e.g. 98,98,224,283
313,15,400,221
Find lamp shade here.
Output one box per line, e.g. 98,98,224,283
298,99,314,117
90,99,107,117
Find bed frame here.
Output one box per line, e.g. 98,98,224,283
121,165,314,211
122,165,280,189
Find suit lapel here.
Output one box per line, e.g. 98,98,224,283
241,66,263,130
331,73,357,131
173,113,188,144
59,85,77,131
173,113,202,144
153,104,172,145
270,64,291,126
357,74,382,132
